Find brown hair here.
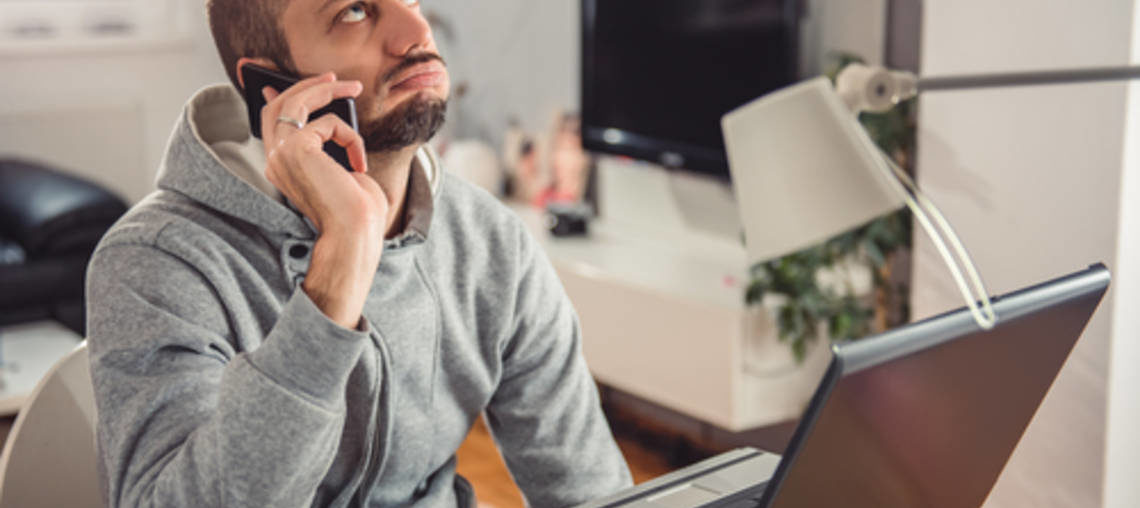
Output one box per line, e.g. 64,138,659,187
205,0,297,90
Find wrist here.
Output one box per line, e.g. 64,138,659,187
302,232,382,329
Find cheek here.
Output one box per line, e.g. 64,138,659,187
286,36,339,75
353,92,387,123
289,36,382,80
439,73,452,98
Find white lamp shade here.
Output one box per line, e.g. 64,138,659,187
723,77,907,264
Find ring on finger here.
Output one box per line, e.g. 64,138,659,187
276,115,305,130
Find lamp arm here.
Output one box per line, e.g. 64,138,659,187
832,61,1140,328
836,63,918,114
918,65,1140,92
875,151,998,329
834,64,997,327
838,63,1140,114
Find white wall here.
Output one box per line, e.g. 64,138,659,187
0,0,889,204
799,0,888,74
1104,4,1140,506
0,0,228,204
427,0,887,151
922,2,1133,76
916,1,1134,507
423,1,580,150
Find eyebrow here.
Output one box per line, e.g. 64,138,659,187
318,0,344,15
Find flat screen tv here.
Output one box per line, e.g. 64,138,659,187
581,0,801,180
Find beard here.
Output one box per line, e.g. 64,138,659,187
360,94,447,153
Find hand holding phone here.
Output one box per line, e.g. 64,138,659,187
243,69,390,328
246,69,378,215
240,63,360,171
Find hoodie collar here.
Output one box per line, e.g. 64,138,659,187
156,84,442,247
392,147,440,248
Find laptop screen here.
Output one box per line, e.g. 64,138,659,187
763,267,1109,508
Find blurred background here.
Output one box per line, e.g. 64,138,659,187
0,1,1137,507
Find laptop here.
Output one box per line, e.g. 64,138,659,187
580,264,1111,508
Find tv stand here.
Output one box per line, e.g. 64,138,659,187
511,161,831,431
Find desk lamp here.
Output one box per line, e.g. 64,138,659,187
722,63,1140,330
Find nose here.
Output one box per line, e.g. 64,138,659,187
381,0,434,57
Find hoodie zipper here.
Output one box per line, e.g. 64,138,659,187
353,331,394,506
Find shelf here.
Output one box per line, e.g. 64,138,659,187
0,35,195,58
0,0,191,58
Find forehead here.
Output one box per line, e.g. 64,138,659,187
291,0,420,13
286,0,339,15
279,0,338,34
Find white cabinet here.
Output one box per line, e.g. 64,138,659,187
0,0,190,53
511,161,833,432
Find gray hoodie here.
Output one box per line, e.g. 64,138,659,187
85,84,633,508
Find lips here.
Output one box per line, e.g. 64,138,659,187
390,62,446,91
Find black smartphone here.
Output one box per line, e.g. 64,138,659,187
239,63,359,171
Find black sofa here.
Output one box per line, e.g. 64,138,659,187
0,159,128,335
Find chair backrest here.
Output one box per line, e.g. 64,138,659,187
0,342,103,508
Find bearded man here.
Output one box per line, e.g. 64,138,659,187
85,1,633,506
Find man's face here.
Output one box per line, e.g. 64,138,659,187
280,0,450,153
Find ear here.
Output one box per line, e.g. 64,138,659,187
235,57,278,90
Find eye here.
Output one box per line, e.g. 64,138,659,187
338,2,370,24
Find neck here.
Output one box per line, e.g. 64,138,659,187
366,145,420,239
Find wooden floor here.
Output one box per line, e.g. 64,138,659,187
456,418,674,508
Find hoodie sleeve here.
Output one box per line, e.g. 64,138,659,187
86,241,369,508
483,221,634,507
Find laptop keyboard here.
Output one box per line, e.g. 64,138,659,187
715,499,761,508
697,482,767,508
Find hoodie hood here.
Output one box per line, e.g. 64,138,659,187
155,84,442,244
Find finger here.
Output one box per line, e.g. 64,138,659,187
264,148,299,200
301,114,368,173
268,80,363,145
260,87,287,147
261,90,289,147
352,172,389,214
262,86,280,103
272,71,337,104
260,72,337,146
277,80,363,128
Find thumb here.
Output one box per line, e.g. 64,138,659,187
351,172,390,212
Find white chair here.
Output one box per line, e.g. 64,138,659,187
0,342,103,508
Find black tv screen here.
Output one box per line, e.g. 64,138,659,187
582,0,800,180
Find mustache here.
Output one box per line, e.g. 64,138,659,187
382,52,447,85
